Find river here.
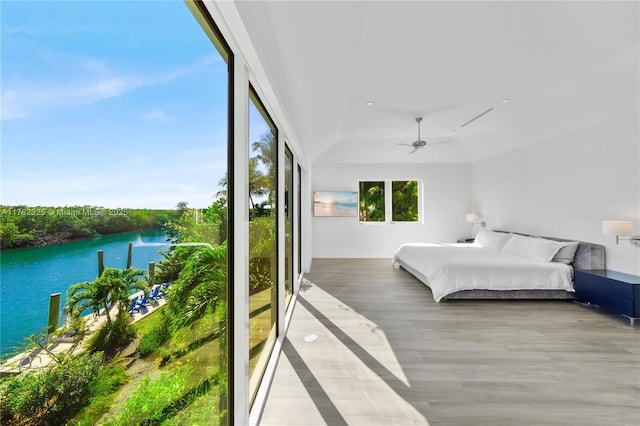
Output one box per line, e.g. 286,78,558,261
0,229,170,359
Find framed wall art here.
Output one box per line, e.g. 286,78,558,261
313,191,358,217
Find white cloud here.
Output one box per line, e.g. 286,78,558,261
0,91,27,120
2,149,228,209
143,109,174,122
83,78,133,99
2,24,114,37
1,54,222,121
81,59,111,74
1,77,144,121
3,174,222,209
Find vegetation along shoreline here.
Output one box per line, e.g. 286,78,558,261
0,205,182,250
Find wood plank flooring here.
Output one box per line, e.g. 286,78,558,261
259,259,640,426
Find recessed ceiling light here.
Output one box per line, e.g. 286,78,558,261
498,98,511,104
365,101,374,107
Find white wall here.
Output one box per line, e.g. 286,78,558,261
471,114,640,275
312,163,471,258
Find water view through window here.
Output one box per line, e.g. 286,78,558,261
1,2,230,424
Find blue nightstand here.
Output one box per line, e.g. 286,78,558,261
574,269,640,326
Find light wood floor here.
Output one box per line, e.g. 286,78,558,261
259,259,640,426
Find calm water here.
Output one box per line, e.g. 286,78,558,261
0,230,169,358
313,202,358,217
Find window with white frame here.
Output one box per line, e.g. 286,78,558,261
359,180,421,223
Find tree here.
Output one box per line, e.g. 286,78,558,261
215,158,269,209
248,157,269,209
176,202,189,216
392,180,419,221
251,131,276,207
1,352,104,425
95,268,148,315
0,221,20,248
65,267,148,326
359,181,385,222
215,176,228,199
251,131,276,175
166,244,227,331
65,280,112,325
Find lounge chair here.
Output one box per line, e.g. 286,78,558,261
158,282,170,298
148,285,162,302
128,296,141,314
18,348,42,371
135,286,160,308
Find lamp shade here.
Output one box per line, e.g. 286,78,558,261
602,220,633,236
466,213,479,223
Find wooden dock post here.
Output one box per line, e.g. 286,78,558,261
126,242,133,269
47,293,61,337
98,250,104,276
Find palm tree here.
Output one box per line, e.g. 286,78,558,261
251,131,276,174
95,267,148,315
359,182,385,221
166,244,227,331
215,158,269,209
248,158,269,209
251,131,276,207
65,279,111,324
65,267,148,325
215,175,228,199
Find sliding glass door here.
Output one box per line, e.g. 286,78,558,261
284,145,294,309
248,89,278,403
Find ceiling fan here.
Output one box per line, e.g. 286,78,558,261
397,117,450,154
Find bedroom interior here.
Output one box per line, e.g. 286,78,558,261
202,1,640,424
1,1,637,425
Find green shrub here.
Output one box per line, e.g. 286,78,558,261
104,367,191,425
69,362,129,425
0,352,103,425
88,314,136,357
89,362,129,397
138,321,170,357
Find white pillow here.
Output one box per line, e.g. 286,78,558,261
550,240,580,264
502,234,565,262
474,230,512,250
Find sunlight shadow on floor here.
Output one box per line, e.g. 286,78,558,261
260,280,429,425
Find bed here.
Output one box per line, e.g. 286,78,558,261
392,230,605,302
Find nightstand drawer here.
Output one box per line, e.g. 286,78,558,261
575,287,636,317
574,269,640,325
575,271,635,299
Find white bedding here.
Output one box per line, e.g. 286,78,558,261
392,243,574,302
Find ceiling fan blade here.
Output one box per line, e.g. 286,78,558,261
427,139,450,145
409,148,419,154
396,143,414,147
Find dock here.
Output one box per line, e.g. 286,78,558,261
0,288,167,375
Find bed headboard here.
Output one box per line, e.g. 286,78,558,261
494,230,605,270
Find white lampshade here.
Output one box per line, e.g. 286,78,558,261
602,220,633,236
466,213,479,223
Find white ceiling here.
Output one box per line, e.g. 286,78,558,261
234,1,639,164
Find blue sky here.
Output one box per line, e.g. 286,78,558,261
1,1,270,209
